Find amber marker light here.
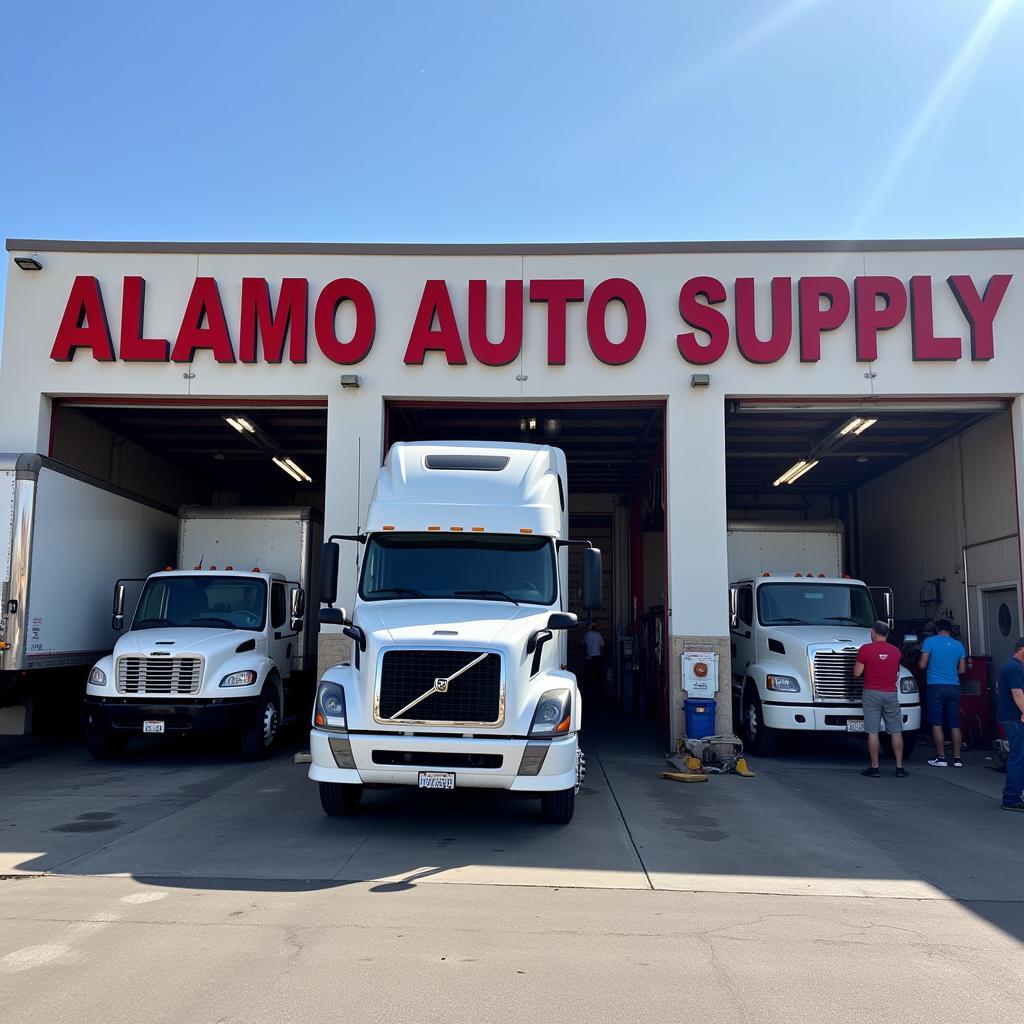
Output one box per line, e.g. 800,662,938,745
555,713,571,734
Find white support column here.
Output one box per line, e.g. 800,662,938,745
664,390,731,745
318,388,384,677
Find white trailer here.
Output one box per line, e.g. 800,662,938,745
0,455,176,703
83,507,321,759
310,441,603,824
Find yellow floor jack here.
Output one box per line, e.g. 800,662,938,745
662,735,756,782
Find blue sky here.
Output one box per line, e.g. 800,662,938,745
2,0,1022,259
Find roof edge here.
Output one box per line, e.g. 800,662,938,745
8,237,1024,256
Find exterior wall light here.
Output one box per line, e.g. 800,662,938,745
340,374,361,389
690,373,711,389
14,256,43,271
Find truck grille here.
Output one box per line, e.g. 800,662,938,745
377,649,503,725
116,655,203,695
812,650,862,702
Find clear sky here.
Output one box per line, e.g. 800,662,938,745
2,0,1022,259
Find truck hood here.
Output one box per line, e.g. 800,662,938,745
355,600,552,648
116,627,261,656
765,625,872,649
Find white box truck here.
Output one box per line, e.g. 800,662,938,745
310,441,603,824
728,520,921,755
1,455,177,725
83,506,321,759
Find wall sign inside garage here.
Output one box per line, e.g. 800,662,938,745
49,272,1012,367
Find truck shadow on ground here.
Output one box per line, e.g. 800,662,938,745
2,714,1022,947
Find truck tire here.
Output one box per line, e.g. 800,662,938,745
541,787,575,824
319,781,363,816
85,728,129,760
743,689,778,757
241,687,280,761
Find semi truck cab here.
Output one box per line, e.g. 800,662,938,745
310,441,602,824
730,574,921,755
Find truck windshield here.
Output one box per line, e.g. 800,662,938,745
360,533,557,605
132,576,268,630
756,583,875,627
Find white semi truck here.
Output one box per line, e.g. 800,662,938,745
1,455,177,729
310,441,602,824
83,506,321,759
729,520,921,755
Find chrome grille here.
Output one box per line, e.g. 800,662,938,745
811,650,862,702
377,649,503,725
116,655,203,695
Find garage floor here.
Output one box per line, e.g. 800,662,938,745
1,719,1020,906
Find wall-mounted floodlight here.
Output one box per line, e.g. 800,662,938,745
14,256,43,271
690,373,711,389
340,374,361,389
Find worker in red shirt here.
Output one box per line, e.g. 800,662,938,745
853,621,908,778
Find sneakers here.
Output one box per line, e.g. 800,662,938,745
953,759,963,768
860,766,881,777
1001,800,1024,812
927,757,948,767
895,767,909,778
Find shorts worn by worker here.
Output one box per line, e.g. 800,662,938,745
927,684,961,729
862,689,903,734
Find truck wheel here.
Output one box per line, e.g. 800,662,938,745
743,690,777,757
241,688,280,761
319,781,363,816
541,787,575,824
85,728,129,760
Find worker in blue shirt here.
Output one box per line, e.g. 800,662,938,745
997,639,1024,811
918,619,966,767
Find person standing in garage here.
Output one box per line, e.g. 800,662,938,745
996,639,1024,812
583,621,606,699
919,619,966,767
854,621,907,777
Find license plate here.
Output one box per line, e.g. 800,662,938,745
846,719,866,734
143,720,166,734
418,771,455,790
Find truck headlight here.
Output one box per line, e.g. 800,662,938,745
89,667,107,687
314,681,347,731
530,689,572,736
900,676,919,694
766,674,800,692
220,670,257,688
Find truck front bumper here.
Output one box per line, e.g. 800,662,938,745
83,695,260,735
308,729,579,792
762,700,922,732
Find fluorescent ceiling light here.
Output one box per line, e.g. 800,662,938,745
839,418,863,436
283,458,312,483
273,457,304,482
853,418,877,435
225,416,255,434
773,461,808,487
786,460,819,484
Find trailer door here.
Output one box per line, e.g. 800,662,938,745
0,469,15,661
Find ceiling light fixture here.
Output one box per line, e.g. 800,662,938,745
839,416,878,437
225,416,255,434
773,461,808,487
272,457,304,482
786,460,819,484
853,417,877,435
283,458,312,483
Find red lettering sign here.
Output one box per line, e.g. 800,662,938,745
314,278,375,364
119,277,168,362
798,277,850,362
947,274,1012,361
677,277,729,365
170,278,235,363
529,279,584,365
405,280,466,365
240,278,308,363
735,277,792,364
853,277,907,362
467,280,523,366
910,276,961,361
587,279,646,365
50,276,115,362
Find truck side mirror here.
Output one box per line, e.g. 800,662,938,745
547,612,578,631
112,582,126,631
870,586,896,632
729,588,739,630
580,547,603,611
319,606,348,626
290,587,305,632
320,542,340,606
